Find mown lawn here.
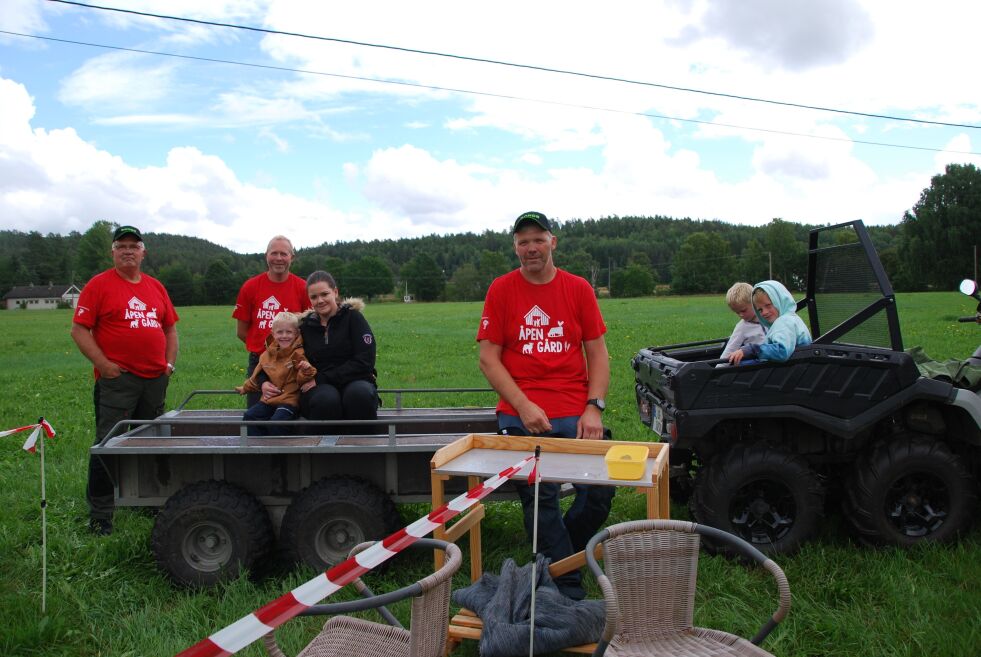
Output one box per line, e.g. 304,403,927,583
0,292,979,656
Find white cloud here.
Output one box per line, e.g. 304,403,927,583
94,114,201,126
58,51,179,111
258,127,289,152
3,0,978,257
0,0,47,38
360,145,476,223
211,91,316,127
934,134,981,171
0,76,348,252
675,0,874,71
77,0,270,45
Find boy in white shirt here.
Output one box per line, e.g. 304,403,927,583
720,282,765,361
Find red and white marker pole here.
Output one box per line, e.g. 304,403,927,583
175,452,536,657
2,417,56,613
528,444,542,657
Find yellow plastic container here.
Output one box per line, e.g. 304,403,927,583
604,444,648,480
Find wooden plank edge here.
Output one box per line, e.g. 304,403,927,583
431,433,475,469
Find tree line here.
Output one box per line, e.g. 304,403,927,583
1,164,978,305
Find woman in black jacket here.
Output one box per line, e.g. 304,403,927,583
297,270,377,427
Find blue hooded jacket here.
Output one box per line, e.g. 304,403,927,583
742,280,812,362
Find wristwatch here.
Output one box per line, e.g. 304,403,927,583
166,362,176,374
586,398,606,412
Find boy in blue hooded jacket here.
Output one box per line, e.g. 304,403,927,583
728,280,812,365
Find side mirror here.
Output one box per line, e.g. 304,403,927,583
959,279,979,298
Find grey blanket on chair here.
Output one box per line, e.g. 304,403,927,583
452,555,605,657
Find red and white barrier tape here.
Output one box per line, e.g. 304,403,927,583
175,452,535,657
0,419,56,453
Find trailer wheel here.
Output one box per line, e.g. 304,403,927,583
845,435,977,546
280,477,402,571
150,480,273,587
692,442,824,556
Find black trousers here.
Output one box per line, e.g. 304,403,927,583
245,352,261,408
299,379,378,434
89,372,169,520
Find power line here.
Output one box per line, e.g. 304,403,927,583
3,29,978,157
48,0,980,131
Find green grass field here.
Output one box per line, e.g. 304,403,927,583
1,293,979,656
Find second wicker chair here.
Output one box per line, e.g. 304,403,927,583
585,519,791,657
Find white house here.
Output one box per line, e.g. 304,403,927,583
523,305,550,327
3,284,82,310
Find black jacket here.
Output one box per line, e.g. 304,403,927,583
299,302,377,388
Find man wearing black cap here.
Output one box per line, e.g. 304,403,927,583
476,210,613,599
71,225,180,535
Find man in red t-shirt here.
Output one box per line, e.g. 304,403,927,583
232,235,310,407
477,210,613,600
71,225,179,535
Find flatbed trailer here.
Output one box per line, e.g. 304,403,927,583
92,388,501,586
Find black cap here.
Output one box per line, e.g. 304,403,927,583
512,211,551,233
113,225,143,242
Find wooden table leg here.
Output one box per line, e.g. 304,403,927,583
468,474,482,582
431,472,448,569
659,457,670,519
646,447,671,519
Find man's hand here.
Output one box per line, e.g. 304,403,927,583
299,380,316,393
516,401,552,435
99,361,122,379
576,405,604,439
261,381,283,399
728,348,746,366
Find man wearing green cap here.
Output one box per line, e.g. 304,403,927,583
71,225,180,535
476,211,613,599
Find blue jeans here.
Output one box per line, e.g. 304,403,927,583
498,413,615,599
243,402,297,436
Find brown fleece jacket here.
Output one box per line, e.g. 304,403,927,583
237,334,316,407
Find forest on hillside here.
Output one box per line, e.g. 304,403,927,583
1,164,978,305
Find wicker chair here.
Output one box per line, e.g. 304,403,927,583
585,519,791,657
262,538,462,657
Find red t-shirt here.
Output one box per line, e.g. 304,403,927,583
477,268,606,418
74,269,179,379
232,273,310,354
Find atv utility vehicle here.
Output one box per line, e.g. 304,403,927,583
632,220,980,555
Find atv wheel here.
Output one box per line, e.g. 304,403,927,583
280,476,402,571
692,442,824,556
845,436,977,546
151,480,273,587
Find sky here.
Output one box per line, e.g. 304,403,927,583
1,0,979,254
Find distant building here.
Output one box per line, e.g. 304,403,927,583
3,283,82,310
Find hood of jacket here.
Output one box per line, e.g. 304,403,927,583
753,280,799,330
300,297,366,326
